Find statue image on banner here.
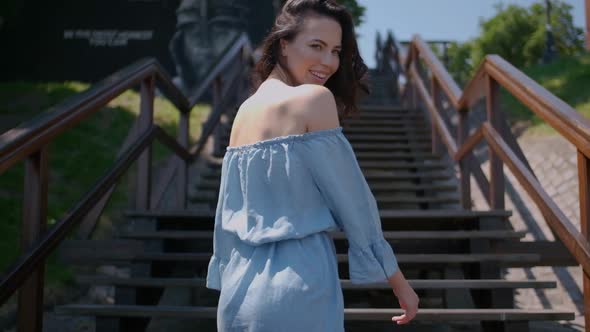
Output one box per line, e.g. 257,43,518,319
169,0,249,96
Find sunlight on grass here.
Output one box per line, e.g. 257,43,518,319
542,77,565,90
576,100,590,117
502,54,590,135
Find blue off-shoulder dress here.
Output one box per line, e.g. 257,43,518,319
206,126,399,331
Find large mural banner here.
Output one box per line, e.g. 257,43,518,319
0,0,274,85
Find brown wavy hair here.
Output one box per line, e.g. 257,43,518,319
252,0,370,118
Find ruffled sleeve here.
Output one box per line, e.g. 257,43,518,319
299,128,399,284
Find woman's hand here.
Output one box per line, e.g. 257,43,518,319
387,270,419,325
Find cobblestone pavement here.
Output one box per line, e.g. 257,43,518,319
469,133,585,331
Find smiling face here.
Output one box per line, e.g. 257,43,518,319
279,14,342,86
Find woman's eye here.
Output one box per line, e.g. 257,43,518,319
333,50,341,56
311,44,321,50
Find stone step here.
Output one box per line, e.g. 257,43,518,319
364,170,453,181
196,176,457,193
206,152,444,165
59,250,540,267
204,160,448,171
190,191,459,205
342,126,430,135
351,142,432,151
195,179,459,193
119,230,525,241
218,135,433,146
124,211,510,233
124,209,512,222
367,182,457,192
74,276,553,290
357,105,410,113
190,194,459,207
345,113,424,120
354,151,441,160
199,168,452,181
56,305,574,322
346,134,431,143
358,160,448,170
119,210,512,233
218,132,433,142
342,119,427,127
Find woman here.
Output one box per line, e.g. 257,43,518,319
206,0,419,330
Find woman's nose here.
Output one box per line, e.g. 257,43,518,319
320,52,337,71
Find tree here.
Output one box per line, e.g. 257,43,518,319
529,1,585,57
471,1,583,69
471,4,537,68
336,0,366,27
446,41,474,86
443,1,583,85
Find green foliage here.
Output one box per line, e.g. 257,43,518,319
529,2,585,57
472,4,538,68
445,41,474,86
501,54,590,134
335,0,366,26
429,2,588,136
472,1,584,68
440,1,584,86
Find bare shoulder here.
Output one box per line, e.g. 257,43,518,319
293,84,340,131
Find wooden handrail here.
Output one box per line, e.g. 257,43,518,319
409,63,457,155
483,56,590,157
387,31,590,329
382,33,492,208
454,125,484,162
402,35,590,157
0,32,254,330
434,121,590,278
0,59,157,174
481,123,590,275
0,125,188,305
409,36,462,105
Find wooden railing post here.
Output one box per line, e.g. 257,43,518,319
486,76,505,209
404,79,416,110
177,111,189,209
213,76,222,110
18,147,48,332
578,150,590,332
212,76,224,157
457,110,471,210
410,81,418,110
136,75,155,210
430,76,443,155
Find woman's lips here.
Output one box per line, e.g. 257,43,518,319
309,70,328,82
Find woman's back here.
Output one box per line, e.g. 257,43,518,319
228,79,340,149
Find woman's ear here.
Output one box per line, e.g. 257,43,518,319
279,39,288,58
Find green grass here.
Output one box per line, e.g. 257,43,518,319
501,54,590,135
0,81,211,292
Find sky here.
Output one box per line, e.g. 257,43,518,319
356,0,586,68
